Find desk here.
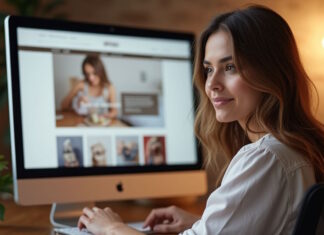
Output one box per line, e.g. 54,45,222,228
0,197,206,235
56,111,128,127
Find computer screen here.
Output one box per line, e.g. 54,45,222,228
5,16,206,207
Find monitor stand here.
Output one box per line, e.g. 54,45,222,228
50,202,95,227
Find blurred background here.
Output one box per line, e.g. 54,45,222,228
1,0,324,182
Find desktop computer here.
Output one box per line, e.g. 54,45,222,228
5,15,207,227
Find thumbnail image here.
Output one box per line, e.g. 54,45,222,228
116,136,139,166
144,136,166,165
57,136,83,167
87,136,112,167
53,53,164,128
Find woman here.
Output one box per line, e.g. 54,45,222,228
145,137,165,165
77,5,324,235
61,55,117,120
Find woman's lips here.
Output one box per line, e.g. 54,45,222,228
212,97,234,107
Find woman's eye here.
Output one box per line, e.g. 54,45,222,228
204,67,213,76
225,64,236,72
85,72,96,77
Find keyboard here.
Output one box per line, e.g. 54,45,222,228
54,221,152,235
54,227,92,235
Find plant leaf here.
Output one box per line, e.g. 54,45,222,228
0,156,8,171
43,0,66,14
0,174,13,194
6,0,40,16
0,163,8,171
0,204,4,220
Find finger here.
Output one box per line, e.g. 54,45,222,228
103,207,113,213
143,210,162,228
82,207,95,218
77,217,84,230
92,206,100,212
143,208,173,228
78,215,90,230
143,209,159,228
104,207,121,219
143,217,171,229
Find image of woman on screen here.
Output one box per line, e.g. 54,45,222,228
144,136,166,165
77,5,324,235
61,55,117,124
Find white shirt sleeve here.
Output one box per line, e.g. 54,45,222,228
181,146,290,235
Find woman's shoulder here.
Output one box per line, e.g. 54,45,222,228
74,80,85,90
104,83,115,95
235,134,312,175
223,134,315,187
104,83,114,90
260,134,311,168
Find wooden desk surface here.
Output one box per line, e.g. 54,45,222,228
0,196,206,235
56,111,128,127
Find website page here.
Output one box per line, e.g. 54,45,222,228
17,27,197,169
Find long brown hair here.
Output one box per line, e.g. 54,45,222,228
82,54,110,86
194,5,324,182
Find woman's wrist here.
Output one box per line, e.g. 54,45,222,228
103,222,117,235
105,222,128,235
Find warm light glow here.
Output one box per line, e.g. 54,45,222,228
322,38,324,48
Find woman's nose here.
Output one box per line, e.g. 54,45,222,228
206,72,223,91
89,75,95,81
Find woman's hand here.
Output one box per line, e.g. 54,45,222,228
77,207,127,235
78,95,89,108
143,205,200,233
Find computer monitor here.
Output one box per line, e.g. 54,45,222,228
5,15,206,224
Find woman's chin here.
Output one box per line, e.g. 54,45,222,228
89,80,100,86
215,114,235,123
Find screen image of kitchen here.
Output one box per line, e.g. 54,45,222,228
53,53,164,128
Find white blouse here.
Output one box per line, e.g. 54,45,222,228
182,134,316,235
